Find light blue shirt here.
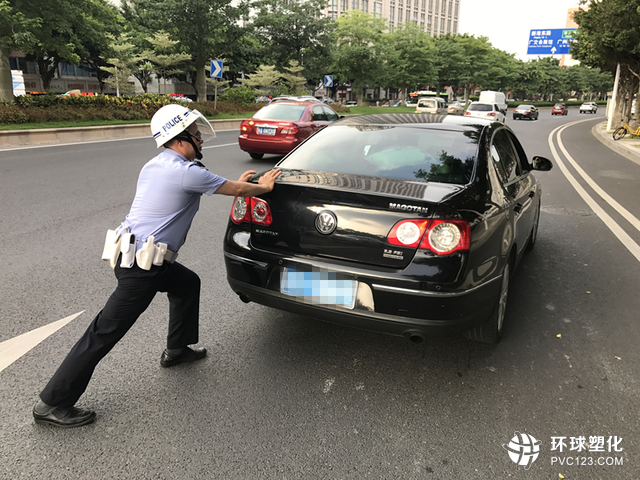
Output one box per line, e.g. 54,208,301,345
121,148,227,252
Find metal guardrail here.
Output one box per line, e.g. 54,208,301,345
0,118,243,148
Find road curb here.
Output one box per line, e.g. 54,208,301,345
592,121,640,167
0,118,243,148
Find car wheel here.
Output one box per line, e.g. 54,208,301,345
249,153,264,160
463,257,511,344
526,201,540,252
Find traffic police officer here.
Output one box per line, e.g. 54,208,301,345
33,104,281,427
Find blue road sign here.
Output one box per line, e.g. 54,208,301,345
324,75,333,87
527,29,577,55
210,60,223,78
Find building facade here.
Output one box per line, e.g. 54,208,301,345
325,0,460,36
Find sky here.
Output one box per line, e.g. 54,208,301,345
458,0,581,60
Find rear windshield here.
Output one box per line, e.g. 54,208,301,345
517,105,533,109
418,99,436,107
253,104,307,121
468,104,492,112
278,125,477,185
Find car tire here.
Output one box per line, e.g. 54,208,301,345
526,201,540,252
463,257,511,344
249,153,264,160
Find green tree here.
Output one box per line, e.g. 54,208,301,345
381,23,437,104
100,35,137,96
250,0,334,90
572,0,640,125
0,0,41,100
432,34,467,97
143,31,191,95
331,10,387,105
11,0,119,91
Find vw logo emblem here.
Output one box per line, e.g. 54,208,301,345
315,211,337,235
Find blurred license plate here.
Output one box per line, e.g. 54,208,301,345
257,126,276,135
280,267,357,309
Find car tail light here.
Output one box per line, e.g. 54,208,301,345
487,112,496,117
240,120,253,133
387,220,430,248
525,110,531,113
419,219,470,255
280,123,298,135
464,111,471,116
230,197,273,225
231,197,250,223
250,197,272,225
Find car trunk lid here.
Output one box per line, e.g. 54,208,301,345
248,170,462,269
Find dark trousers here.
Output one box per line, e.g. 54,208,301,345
40,260,200,407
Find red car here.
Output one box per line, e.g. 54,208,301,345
552,103,567,115
239,100,341,159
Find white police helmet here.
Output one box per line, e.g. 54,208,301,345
150,104,216,148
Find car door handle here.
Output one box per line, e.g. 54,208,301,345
514,203,524,214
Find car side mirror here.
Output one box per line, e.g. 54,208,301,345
532,156,553,171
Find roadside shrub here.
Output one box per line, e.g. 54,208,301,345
219,86,256,106
0,104,29,124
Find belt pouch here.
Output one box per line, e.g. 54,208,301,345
120,233,136,268
136,235,155,271
102,229,123,269
153,242,168,266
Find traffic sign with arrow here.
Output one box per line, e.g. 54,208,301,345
210,60,223,78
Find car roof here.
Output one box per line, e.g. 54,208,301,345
332,112,494,132
270,96,322,103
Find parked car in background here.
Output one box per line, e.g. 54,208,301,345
415,97,448,114
551,103,567,115
512,104,539,120
238,100,341,159
447,100,465,115
224,113,553,344
346,101,358,106
464,102,505,122
579,102,598,114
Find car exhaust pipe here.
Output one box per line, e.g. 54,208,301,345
237,293,251,304
404,331,426,344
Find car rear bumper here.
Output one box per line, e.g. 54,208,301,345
238,134,300,155
223,249,501,339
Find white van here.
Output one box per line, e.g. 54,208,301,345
479,91,507,114
415,97,447,114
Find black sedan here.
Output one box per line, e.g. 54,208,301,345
223,114,552,344
512,104,539,120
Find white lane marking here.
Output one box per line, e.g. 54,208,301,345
556,123,640,233
549,123,640,263
0,129,238,152
202,142,239,149
0,136,149,152
0,311,84,373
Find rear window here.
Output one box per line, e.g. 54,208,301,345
418,99,436,107
468,104,492,112
278,125,477,185
253,104,307,121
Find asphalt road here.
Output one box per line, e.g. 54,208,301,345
0,108,638,479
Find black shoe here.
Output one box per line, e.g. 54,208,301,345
160,346,207,368
33,401,96,428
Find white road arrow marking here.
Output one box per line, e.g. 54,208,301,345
0,311,84,373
